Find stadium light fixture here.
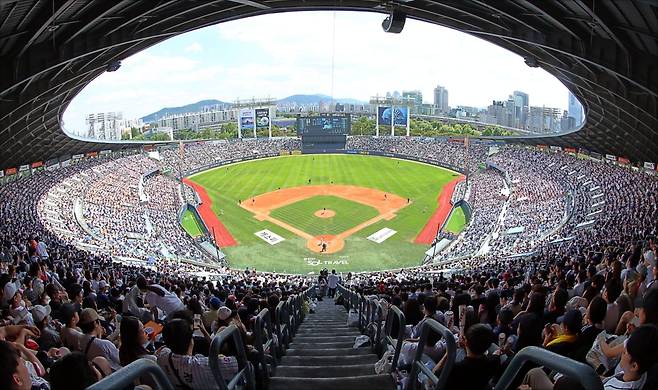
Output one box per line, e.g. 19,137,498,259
106,60,121,72
382,9,406,33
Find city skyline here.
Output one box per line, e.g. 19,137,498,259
63,11,572,134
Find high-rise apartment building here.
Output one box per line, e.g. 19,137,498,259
433,85,449,113
567,92,583,129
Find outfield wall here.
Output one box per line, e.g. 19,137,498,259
182,149,465,178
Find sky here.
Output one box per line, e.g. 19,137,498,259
63,11,571,135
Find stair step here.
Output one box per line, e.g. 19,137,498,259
269,374,395,390
289,341,355,349
296,329,361,336
293,335,357,343
280,354,378,366
275,364,375,378
286,347,373,356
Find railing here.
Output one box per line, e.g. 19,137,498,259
407,319,456,390
275,300,290,354
337,285,385,355
209,324,255,390
494,346,603,390
383,305,406,371
254,308,276,383
86,358,174,390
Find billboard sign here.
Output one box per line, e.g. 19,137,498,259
255,108,270,130
377,106,408,126
239,109,255,131
393,107,408,126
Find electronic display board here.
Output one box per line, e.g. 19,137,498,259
296,114,351,136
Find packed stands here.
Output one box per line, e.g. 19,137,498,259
1,135,658,389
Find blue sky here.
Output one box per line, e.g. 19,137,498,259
63,11,571,134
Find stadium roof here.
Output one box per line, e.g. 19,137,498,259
0,0,656,169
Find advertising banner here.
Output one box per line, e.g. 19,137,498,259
564,147,577,154
605,154,616,161
393,107,408,126
5,167,17,175
377,106,408,126
377,106,390,125
19,164,29,172
618,157,630,165
239,109,255,131
644,162,655,170
31,161,43,168
61,159,71,168
86,151,98,157
72,153,84,159
0,170,3,177
255,108,270,130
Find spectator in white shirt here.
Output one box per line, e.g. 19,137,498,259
327,270,339,298
136,277,184,319
78,308,122,372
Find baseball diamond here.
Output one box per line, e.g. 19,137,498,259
187,154,462,273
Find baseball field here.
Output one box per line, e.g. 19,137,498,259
186,154,461,273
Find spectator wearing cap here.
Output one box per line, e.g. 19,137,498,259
203,296,221,330
6,283,33,326
30,305,61,351
78,308,121,371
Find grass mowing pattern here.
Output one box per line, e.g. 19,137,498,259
270,195,379,236
181,210,204,237
444,206,466,234
189,154,458,273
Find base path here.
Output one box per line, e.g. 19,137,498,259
414,175,465,245
182,179,237,247
241,184,410,254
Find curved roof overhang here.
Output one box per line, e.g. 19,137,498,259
0,0,656,169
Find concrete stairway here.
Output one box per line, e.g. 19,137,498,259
269,298,395,390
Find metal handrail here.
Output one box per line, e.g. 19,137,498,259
383,305,406,371
254,308,276,382
87,358,174,390
494,346,603,390
407,319,456,390
209,324,255,390
365,296,384,354
275,300,290,353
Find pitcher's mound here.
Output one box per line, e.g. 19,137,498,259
314,209,336,218
306,235,344,254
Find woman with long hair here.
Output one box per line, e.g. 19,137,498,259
119,316,152,367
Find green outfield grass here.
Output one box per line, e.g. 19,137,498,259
270,195,379,236
181,210,204,238
444,206,467,234
188,154,459,273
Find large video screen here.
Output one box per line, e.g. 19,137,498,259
296,114,351,136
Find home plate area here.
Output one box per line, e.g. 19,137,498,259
241,184,410,254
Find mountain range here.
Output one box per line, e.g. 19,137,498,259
140,94,367,123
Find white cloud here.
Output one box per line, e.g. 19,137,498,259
184,42,203,53
64,11,571,133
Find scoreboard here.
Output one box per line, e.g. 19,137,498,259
296,114,351,136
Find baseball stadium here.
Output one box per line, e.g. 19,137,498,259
1,2,658,390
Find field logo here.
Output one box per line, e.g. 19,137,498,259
305,257,349,266
254,229,285,245
367,228,397,243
